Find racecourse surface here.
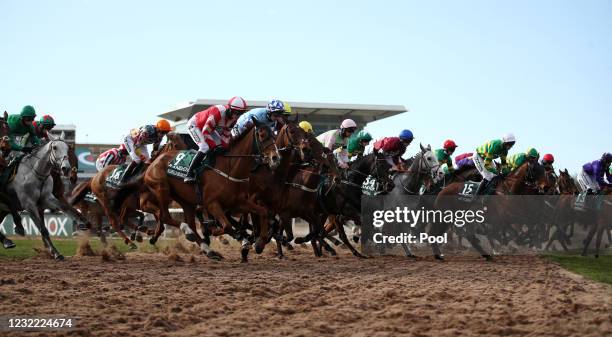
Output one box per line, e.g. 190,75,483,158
1,240,611,337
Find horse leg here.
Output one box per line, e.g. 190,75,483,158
593,220,606,258
334,216,367,258
581,225,596,256
429,223,449,260
464,233,492,261
0,212,15,248
25,202,63,260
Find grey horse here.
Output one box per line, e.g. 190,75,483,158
5,132,85,260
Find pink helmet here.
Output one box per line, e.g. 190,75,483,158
228,96,248,111
340,119,357,129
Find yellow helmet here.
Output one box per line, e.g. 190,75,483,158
299,121,313,134
283,102,293,115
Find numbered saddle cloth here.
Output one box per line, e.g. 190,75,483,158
105,164,128,189
166,150,215,179
458,181,479,197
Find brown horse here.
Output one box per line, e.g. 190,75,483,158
144,120,279,257
431,161,550,260
0,130,16,248
545,169,579,251
581,187,612,257
228,121,310,261
71,133,186,248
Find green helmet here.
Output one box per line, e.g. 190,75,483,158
20,105,36,118
526,147,539,159
357,130,372,142
39,115,56,127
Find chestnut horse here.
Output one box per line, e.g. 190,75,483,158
144,120,279,257
73,133,187,248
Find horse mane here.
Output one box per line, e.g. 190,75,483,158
229,123,256,146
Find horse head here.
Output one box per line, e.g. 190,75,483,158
419,143,440,175
252,117,281,170
276,121,310,162
558,168,579,195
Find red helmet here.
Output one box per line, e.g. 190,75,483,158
542,153,554,163
443,139,457,150
228,96,248,111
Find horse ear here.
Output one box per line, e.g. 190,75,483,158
564,168,569,175
3,111,7,120
60,131,65,140
420,143,425,152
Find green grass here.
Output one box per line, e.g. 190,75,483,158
543,253,612,285
0,237,161,259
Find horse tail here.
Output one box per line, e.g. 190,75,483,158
68,179,92,206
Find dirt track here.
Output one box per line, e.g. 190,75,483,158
1,241,611,337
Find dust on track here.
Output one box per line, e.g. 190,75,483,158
0,242,611,337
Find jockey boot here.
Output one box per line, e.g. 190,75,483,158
184,151,206,183
476,178,489,195
120,161,138,184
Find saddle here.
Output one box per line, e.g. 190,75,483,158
166,150,217,180
0,154,23,186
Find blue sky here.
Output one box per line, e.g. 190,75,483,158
1,0,610,172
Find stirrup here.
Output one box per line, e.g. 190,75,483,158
184,175,196,183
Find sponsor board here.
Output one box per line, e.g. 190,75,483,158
0,213,75,237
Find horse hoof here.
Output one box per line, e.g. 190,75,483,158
135,234,143,243
206,251,223,261
149,237,158,246
434,255,445,261
595,254,599,258
286,244,294,251
55,254,65,261
406,254,417,260
3,240,16,249
277,254,287,260
482,254,493,261
294,238,304,244
185,233,198,242
128,243,138,250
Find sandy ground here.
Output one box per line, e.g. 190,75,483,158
0,240,611,337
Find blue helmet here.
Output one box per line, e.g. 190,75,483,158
267,99,286,115
399,129,414,141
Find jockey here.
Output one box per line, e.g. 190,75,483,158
434,139,457,174
473,133,516,194
373,137,404,169
316,119,357,169
505,147,539,173
31,115,56,141
95,144,129,172
577,152,612,193
540,153,555,172
298,121,314,134
347,130,373,159
184,96,248,182
233,99,287,137
7,105,40,152
398,129,414,154
121,119,173,183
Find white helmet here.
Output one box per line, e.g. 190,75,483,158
340,119,357,129
502,133,516,143
228,96,248,111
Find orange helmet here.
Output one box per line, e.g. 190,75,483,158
156,119,172,132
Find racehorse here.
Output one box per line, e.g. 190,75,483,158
431,160,549,260
70,133,187,248
383,144,440,257
581,187,612,258
545,169,579,251
0,133,16,249
5,133,83,259
144,119,280,258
